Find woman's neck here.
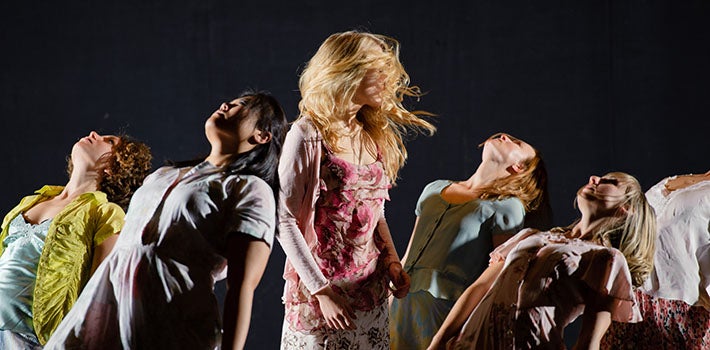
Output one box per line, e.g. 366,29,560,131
462,160,511,190
62,169,101,200
333,111,363,135
205,151,238,168
568,215,609,241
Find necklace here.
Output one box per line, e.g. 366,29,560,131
349,129,365,165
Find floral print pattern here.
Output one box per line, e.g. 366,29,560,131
281,301,390,349
602,290,710,350
283,151,391,333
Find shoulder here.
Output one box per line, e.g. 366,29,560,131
151,165,178,177
34,185,64,196
81,191,125,215
592,244,625,261
416,180,450,204
480,197,524,223
227,175,275,201
422,179,451,195
491,197,525,214
491,196,524,209
288,117,322,142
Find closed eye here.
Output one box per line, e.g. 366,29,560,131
599,178,619,185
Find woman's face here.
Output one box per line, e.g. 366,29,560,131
205,97,262,154
352,66,387,108
481,133,535,170
71,131,119,170
577,174,628,215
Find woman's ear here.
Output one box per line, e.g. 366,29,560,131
616,205,632,216
511,163,525,174
252,130,272,145
98,153,113,175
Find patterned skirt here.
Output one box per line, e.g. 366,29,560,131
601,290,710,350
281,303,389,349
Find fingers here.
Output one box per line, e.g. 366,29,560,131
326,309,356,330
319,292,357,330
391,269,411,298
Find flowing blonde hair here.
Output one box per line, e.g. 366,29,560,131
298,30,436,182
557,172,656,287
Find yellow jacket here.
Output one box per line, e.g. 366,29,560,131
0,185,124,344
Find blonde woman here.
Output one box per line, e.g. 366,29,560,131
389,132,549,350
602,170,710,349
277,30,435,349
429,172,656,350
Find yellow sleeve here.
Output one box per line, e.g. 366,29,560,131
92,202,125,246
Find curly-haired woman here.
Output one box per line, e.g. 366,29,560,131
0,131,152,348
45,91,287,350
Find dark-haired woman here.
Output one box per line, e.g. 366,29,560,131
45,91,288,350
0,132,152,349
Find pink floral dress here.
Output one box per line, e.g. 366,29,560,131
283,147,391,332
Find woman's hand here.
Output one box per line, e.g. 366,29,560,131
387,262,410,299
314,285,357,330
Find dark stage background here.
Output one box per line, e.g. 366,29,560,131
1,0,709,348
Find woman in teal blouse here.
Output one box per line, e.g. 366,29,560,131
0,131,151,347
389,132,549,350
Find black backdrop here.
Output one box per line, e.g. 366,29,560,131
1,0,709,348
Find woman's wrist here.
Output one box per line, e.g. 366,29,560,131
313,282,332,296
386,260,402,270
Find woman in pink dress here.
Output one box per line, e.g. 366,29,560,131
277,30,436,349
429,172,656,350
602,170,710,349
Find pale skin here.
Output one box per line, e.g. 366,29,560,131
313,62,410,330
22,131,120,274
205,97,273,350
429,174,630,350
663,169,710,194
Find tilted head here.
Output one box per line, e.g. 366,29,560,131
68,132,153,209
208,90,288,192
576,172,657,287
477,132,548,213
298,30,436,181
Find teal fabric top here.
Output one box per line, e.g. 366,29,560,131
403,180,525,300
0,215,51,335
